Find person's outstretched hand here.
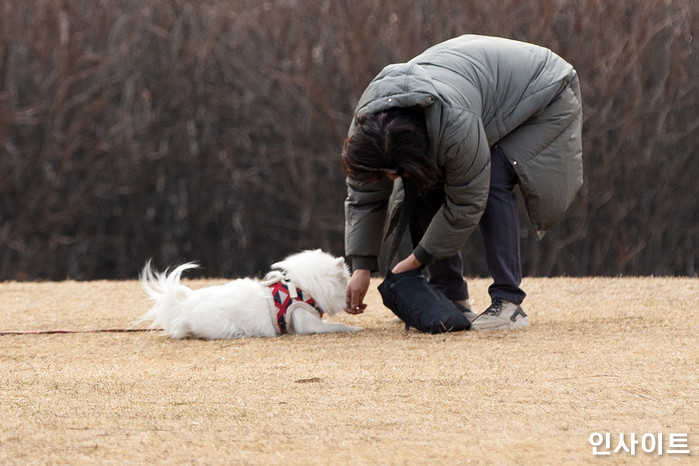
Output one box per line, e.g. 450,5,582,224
345,269,370,314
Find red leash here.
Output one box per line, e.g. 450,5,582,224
0,328,162,335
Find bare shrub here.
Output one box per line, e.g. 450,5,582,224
0,0,695,279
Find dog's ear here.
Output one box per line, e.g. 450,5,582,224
335,257,345,267
271,260,285,271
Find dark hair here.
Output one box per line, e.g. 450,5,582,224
341,107,437,191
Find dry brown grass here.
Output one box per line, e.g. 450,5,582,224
0,277,696,464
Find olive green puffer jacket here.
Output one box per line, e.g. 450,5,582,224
344,35,583,271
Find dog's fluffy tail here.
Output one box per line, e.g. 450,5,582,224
138,260,198,336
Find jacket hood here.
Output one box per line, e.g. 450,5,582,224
351,63,439,130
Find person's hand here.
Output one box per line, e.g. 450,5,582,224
345,269,370,314
391,253,422,274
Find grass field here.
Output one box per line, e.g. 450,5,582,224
0,276,696,464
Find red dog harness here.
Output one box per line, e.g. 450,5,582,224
269,279,324,335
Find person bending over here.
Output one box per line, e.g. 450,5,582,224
342,35,583,330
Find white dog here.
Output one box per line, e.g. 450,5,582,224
138,250,361,339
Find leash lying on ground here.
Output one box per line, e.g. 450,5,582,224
0,328,162,335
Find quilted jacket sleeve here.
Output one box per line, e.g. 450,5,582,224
413,109,491,264
344,176,395,271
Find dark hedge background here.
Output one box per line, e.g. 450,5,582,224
0,0,696,280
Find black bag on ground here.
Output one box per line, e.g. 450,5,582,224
378,269,471,333
377,183,471,333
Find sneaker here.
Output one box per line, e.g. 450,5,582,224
453,299,478,323
471,297,530,331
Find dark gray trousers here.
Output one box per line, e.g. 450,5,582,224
408,146,526,305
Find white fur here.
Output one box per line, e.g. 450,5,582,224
138,249,361,339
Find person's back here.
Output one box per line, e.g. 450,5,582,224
409,34,576,144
